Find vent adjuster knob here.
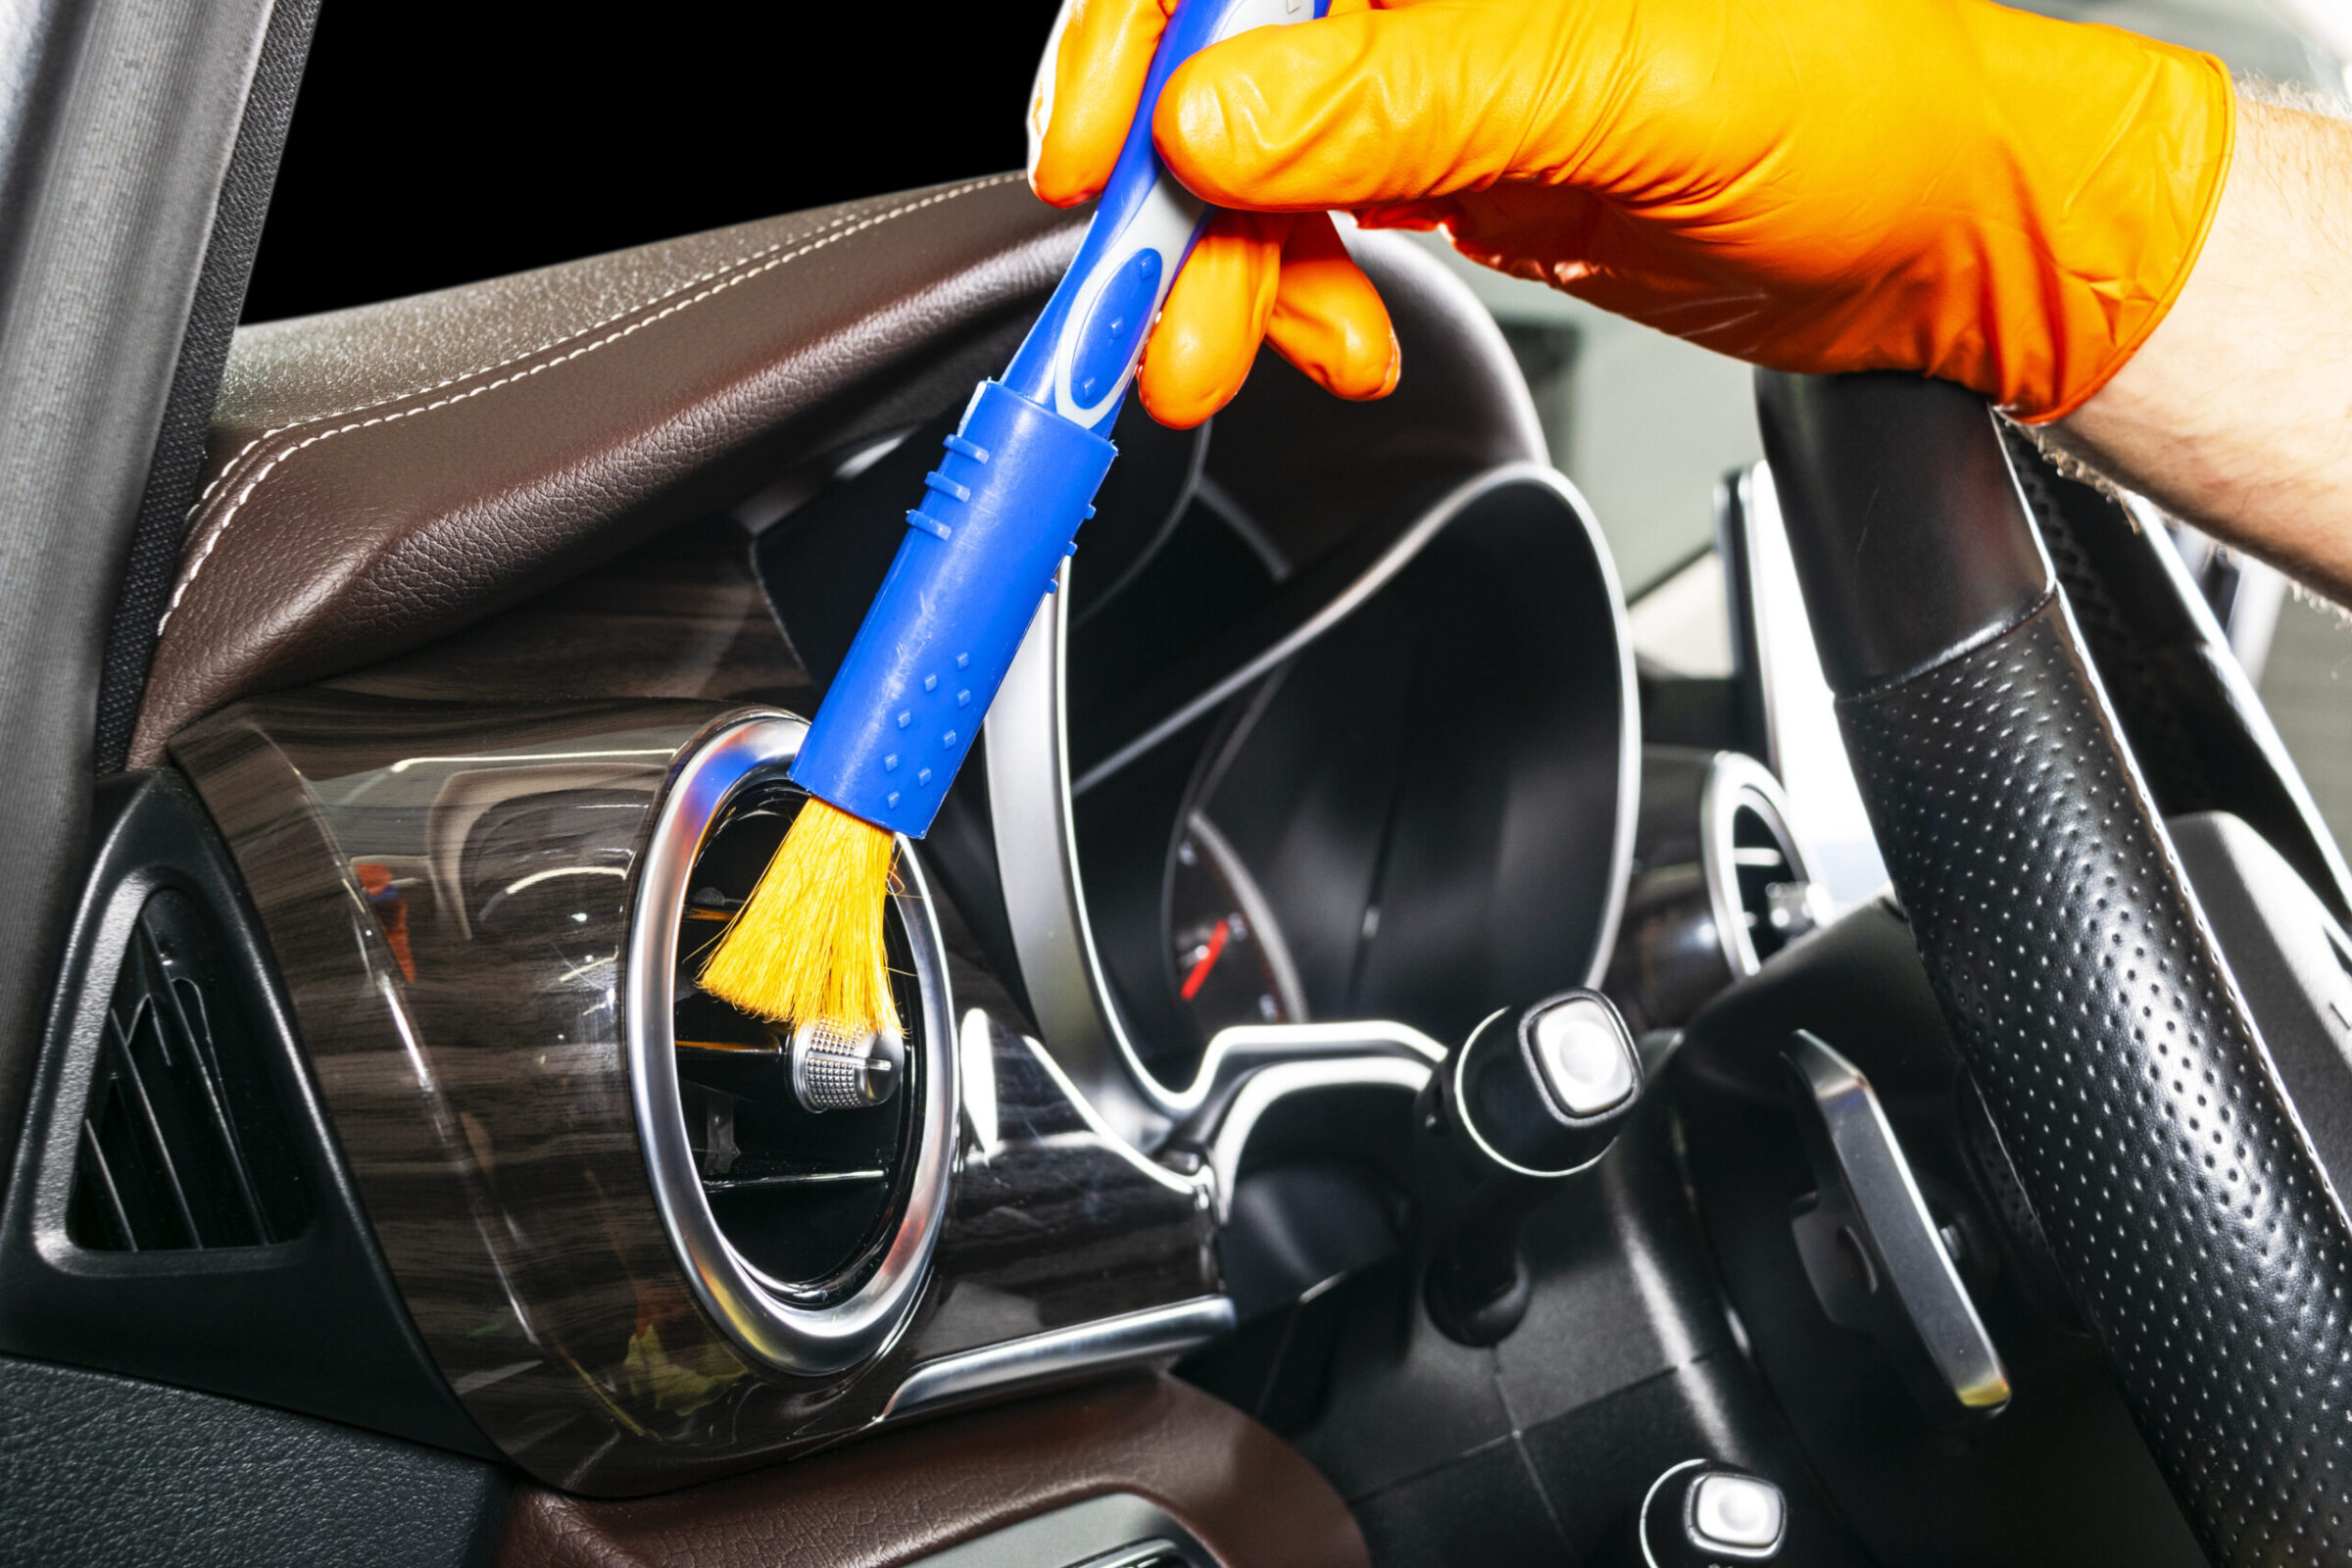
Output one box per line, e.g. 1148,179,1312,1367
790,1020,906,1113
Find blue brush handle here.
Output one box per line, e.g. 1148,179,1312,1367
792,0,1325,838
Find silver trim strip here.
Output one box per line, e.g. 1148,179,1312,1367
1787,1031,2010,1413
1639,1459,1710,1568
1448,1007,1611,1181
626,712,959,1377
880,1297,1239,1420
986,575,1162,1146
1169,1019,1445,1160
1202,1055,1434,1224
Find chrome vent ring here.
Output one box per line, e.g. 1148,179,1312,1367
626,711,956,1377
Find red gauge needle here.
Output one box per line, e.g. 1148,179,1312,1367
1180,918,1231,1002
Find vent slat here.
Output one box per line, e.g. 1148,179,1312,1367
701,1169,888,1195
74,1119,137,1252
154,954,270,1239
105,1003,208,1248
64,889,309,1252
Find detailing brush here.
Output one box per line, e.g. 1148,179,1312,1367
701,0,1329,1039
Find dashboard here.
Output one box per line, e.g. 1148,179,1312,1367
13,191,1643,1514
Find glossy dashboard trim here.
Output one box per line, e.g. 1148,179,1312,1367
169,690,1215,1496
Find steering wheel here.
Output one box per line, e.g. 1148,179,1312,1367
1755,371,2352,1567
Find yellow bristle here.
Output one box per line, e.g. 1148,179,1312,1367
698,797,902,1037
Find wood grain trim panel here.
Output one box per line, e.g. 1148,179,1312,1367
170,687,1215,1495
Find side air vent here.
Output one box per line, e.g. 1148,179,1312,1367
628,712,956,1377
0,769,492,1458
1704,752,1823,974
68,888,309,1251
1606,748,1827,1033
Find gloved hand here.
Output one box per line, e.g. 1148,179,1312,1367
1029,1,1403,427
1027,0,2234,426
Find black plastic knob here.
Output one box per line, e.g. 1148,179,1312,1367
1452,990,1642,1176
1417,990,1643,1344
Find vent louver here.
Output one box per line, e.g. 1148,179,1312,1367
66,888,309,1251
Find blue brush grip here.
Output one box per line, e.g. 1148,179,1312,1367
789,380,1115,835
1004,0,1327,429
794,0,1326,838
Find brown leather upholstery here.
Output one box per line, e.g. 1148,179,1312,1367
136,176,1545,765
130,175,1082,764
492,1376,1370,1568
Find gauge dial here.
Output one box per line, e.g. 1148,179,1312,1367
1169,812,1308,1042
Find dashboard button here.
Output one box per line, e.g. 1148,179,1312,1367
1690,1471,1786,1555
1529,995,1635,1115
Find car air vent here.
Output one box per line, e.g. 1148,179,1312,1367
671,778,924,1299
66,887,309,1251
628,712,955,1376
1606,748,1829,1033
1707,755,1822,974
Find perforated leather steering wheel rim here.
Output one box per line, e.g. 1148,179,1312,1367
1759,370,2352,1568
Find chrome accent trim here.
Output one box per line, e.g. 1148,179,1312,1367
988,577,1162,1147
1170,1018,1445,1155
1698,751,1816,977
987,463,1640,1130
1639,1460,1710,1568
1448,1006,1611,1181
626,711,958,1377
1786,1031,2010,1414
880,1296,1238,1420
789,1018,906,1112
1202,1055,1434,1224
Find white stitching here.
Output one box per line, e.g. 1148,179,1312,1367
161,174,1025,637
190,207,877,508
190,176,1023,509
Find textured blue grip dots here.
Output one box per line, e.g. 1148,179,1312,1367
789,379,1117,836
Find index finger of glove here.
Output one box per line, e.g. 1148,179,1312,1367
1153,2,1544,213
1029,0,1176,207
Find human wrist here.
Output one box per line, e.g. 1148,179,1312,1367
1978,15,2236,420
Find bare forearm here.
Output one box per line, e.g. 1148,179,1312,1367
2055,99,2352,601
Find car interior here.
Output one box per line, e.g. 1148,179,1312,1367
8,3,2352,1567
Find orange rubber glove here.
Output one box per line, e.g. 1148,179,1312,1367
1027,0,2235,425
